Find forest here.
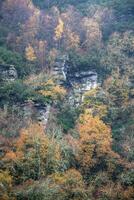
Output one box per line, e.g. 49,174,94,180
0,0,134,199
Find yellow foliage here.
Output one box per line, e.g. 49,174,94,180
83,88,108,118
39,81,66,100
82,17,102,48
25,74,66,100
52,169,83,183
25,44,36,61
47,169,86,200
24,73,49,87
54,18,64,40
0,170,13,200
0,170,12,186
77,110,113,168
64,29,80,49
49,168,84,192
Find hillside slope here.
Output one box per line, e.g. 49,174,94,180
0,1,134,199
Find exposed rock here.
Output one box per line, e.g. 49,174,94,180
22,100,50,128
67,76,98,107
52,55,98,106
35,104,51,127
0,64,18,82
52,55,68,84
21,54,98,127
0,65,17,82
22,100,35,121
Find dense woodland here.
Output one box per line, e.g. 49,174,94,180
0,0,134,199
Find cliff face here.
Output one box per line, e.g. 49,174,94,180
21,55,98,127
0,57,98,127
52,55,98,106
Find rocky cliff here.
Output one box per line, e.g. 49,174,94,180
0,57,98,128
22,55,98,127
52,55,98,106
0,64,18,82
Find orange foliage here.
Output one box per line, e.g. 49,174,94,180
76,110,114,168
123,186,134,200
3,123,49,166
4,151,16,160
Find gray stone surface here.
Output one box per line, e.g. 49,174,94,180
0,64,18,82
22,101,51,128
52,55,98,106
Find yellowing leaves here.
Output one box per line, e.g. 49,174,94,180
0,170,13,200
76,111,113,168
24,73,48,87
49,169,85,198
24,73,66,101
25,44,36,61
83,88,108,118
54,18,64,40
64,29,80,50
38,80,66,100
82,17,102,48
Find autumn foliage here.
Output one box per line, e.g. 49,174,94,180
0,0,134,200
76,110,116,169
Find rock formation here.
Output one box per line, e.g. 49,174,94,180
52,54,98,106
0,64,18,82
0,57,98,127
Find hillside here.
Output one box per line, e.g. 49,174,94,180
0,0,134,200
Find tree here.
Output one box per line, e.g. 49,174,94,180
3,123,49,182
0,170,14,200
37,40,46,69
16,169,87,200
54,18,64,41
63,28,80,50
83,88,108,119
1,0,33,51
25,44,36,61
38,79,66,101
47,169,87,200
81,17,102,49
76,110,117,169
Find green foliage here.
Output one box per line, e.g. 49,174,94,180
120,169,134,186
0,105,24,137
57,104,79,132
0,47,35,77
32,0,89,9
17,169,87,200
68,49,103,75
0,0,134,199
0,80,52,106
0,80,33,105
0,26,9,46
